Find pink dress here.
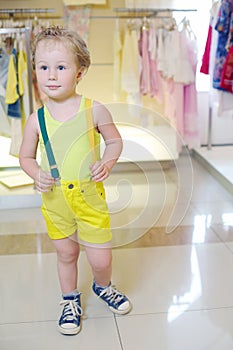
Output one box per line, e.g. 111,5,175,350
183,31,199,148
139,27,150,95
148,27,163,101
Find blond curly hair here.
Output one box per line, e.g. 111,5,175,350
31,25,91,71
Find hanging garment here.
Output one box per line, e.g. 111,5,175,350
121,28,141,103
200,1,220,75
64,6,91,43
0,48,11,136
163,78,177,126
219,45,233,93
5,45,27,156
184,84,199,148
173,28,195,84
200,25,213,74
139,26,150,95
157,28,166,74
113,27,122,100
5,48,21,118
208,1,221,80
5,49,18,105
213,0,233,90
157,25,195,85
148,26,163,102
0,47,10,89
0,86,10,137
184,32,199,149
174,82,184,153
18,48,26,96
62,0,106,4
18,44,30,120
9,118,23,157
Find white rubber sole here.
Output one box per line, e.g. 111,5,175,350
58,324,81,336
109,301,132,315
94,295,132,315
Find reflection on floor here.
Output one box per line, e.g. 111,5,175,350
0,154,233,349
193,145,233,195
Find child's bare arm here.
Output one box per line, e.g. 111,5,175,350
19,113,54,192
91,102,123,182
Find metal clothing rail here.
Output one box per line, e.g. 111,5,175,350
0,8,55,14
0,27,33,115
0,8,58,19
90,8,197,20
114,7,197,18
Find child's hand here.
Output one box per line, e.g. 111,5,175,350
35,169,55,192
90,161,110,182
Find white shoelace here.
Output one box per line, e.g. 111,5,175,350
60,299,83,321
98,285,125,304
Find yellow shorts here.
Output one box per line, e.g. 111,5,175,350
41,179,112,244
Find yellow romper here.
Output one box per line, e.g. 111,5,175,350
39,96,112,244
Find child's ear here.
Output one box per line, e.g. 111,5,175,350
77,71,82,79
77,67,85,81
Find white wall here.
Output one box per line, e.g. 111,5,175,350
198,92,233,146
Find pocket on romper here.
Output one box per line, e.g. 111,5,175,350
80,181,106,200
41,185,65,214
79,180,108,213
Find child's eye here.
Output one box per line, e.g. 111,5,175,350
40,65,48,70
57,65,65,70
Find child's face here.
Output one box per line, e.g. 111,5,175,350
35,39,82,101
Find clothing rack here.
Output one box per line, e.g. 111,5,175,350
114,7,197,18
0,27,33,115
90,7,197,19
0,8,58,19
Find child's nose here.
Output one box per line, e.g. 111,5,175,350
49,69,57,80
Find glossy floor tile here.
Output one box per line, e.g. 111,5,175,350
1,245,233,349
0,318,122,350
195,146,233,185
193,146,233,197
0,154,233,349
116,308,233,350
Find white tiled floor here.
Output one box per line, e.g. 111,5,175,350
194,145,233,187
0,154,233,349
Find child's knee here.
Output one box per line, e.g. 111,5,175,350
54,241,80,263
91,255,112,272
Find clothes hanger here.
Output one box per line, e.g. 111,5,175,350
141,16,150,31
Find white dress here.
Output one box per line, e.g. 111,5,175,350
121,28,141,103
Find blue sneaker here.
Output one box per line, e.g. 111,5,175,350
92,281,132,315
58,293,83,335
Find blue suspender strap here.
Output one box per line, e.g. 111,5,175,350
37,106,60,184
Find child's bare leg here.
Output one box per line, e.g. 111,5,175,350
52,234,82,335
85,245,132,315
52,233,80,293
84,245,112,287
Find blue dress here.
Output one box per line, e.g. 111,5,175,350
213,0,233,90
